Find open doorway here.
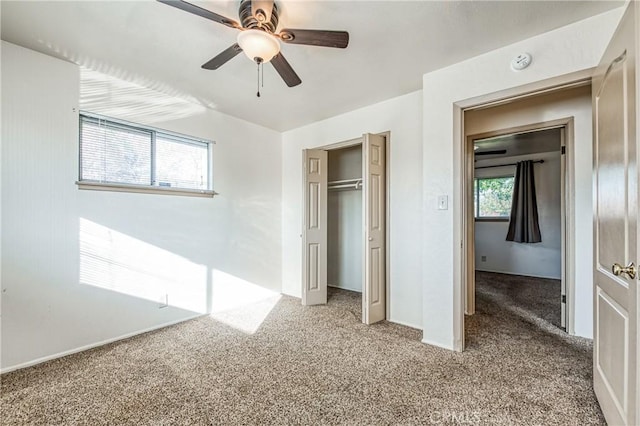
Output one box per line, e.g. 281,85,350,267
459,84,595,348
456,83,598,353
468,126,567,331
301,133,389,325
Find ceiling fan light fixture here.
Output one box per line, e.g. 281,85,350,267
237,29,280,63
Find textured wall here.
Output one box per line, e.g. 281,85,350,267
1,42,282,371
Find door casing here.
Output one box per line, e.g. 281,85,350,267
452,71,595,352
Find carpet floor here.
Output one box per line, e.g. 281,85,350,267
473,271,562,329
2,275,602,425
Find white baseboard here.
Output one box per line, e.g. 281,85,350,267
475,268,561,280
328,284,362,293
388,317,422,330
421,337,457,351
1,313,206,374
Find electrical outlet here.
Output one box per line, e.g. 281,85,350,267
481,256,487,262
159,294,169,309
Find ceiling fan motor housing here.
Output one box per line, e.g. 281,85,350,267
239,0,279,33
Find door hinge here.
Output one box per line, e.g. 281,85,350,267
561,146,566,155
561,295,566,303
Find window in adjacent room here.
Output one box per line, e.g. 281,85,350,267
474,176,514,220
78,113,214,196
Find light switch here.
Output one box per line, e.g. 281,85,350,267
438,195,448,210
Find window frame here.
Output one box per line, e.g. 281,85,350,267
77,112,215,197
474,174,514,222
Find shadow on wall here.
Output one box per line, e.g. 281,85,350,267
79,218,281,335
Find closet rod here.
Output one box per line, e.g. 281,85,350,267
475,159,544,170
328,178,362,185
328,182,362,190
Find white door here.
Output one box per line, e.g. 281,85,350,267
302,149,328,306
592,3,638,425
363,133,386,324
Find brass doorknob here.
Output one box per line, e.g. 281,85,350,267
612,262,637,279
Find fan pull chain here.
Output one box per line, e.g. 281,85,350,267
255,58,266,97
256,61,260,98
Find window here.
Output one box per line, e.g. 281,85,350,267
474,176,514,219
78,113,213,196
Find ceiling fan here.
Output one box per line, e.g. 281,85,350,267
158,0,349,91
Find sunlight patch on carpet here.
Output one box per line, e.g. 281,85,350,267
210,270,281,334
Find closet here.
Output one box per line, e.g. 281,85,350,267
327,145,363,293
302,133,387,325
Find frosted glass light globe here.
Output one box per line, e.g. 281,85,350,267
237,29,281,63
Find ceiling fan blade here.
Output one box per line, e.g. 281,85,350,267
475,150,507,156
157,0,240,29
278,29,349,48
201,44,243,70
251,0,274,26
271,53,301,87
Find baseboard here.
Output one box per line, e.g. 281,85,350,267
421,337,457,351
0,313,206,374
328,284,362,293
475,268,561,280
387,317,422,330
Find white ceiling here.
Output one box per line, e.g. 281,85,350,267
1,1,622,131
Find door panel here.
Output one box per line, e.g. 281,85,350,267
592,3,638,425
307,243,320,291
363,133,386,324
597,59,627,271
302,149,328,305
596,288,629,415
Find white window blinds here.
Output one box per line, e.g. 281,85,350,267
79,114,211,191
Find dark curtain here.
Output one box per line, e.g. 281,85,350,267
506,160,542,243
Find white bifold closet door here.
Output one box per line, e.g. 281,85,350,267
302,137,386,324
363,133,386,324
302,149,328,305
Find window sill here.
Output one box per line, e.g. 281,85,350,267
475,217,509,223
76,181,217,198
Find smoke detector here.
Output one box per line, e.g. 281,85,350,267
511,53,532,71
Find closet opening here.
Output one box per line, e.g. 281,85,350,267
328,145,363,294
301,133,389,325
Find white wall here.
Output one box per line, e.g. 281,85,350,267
282,90,423,329
474,151,562,279
421,8,624,349
1,42,282,371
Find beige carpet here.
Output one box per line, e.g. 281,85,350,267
474,270,562,329
2,277,603,425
